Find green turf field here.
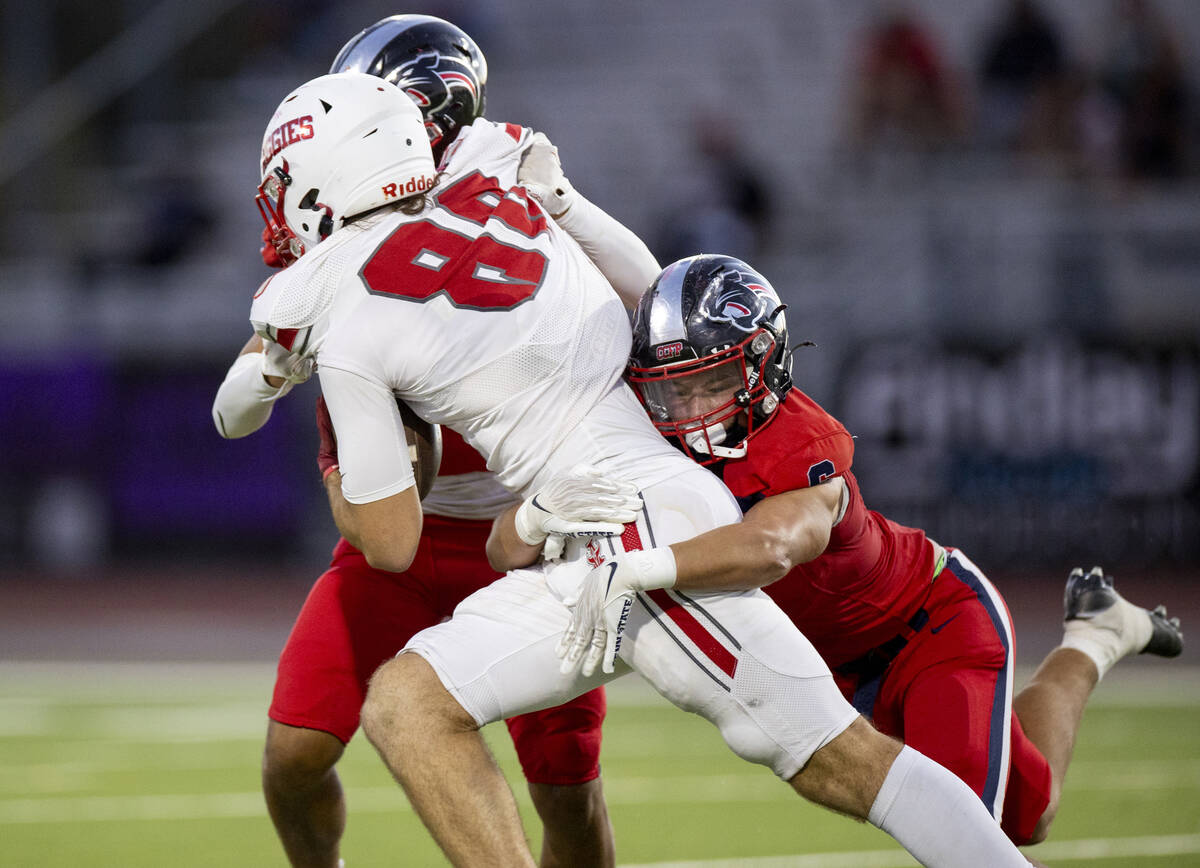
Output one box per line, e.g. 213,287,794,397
1,662,1197,867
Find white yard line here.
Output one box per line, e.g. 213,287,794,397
4,759,1199,821
620,834,1200,867
2,788,1198,868
1,775,1198,868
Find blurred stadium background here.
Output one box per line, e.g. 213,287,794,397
1,0,1198,864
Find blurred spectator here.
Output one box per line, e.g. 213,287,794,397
847,7,967,157
977,0,1067,151
1045,64,1124,177
1098,0,1191,181
656,109,772,264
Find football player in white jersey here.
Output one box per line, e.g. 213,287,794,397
244,70,1036,867
212,16,660,868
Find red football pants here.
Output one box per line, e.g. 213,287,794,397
835,549,1052,844
269,516,605,785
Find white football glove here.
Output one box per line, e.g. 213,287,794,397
557,547,677,677
260,338,315,387
518,132,576,219
513,465,641,560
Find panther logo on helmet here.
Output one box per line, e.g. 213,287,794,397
706,274,770,333
392,50,478,121
329,15,488,162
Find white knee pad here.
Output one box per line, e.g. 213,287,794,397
710,652,859,779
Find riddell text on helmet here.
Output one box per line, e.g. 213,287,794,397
261,116,315,171
382,175,437,199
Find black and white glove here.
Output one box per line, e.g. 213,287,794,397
513,465,641,560
556,547,677,677
518,132,576,219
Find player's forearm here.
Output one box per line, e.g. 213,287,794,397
668,483,842,592
323,469,363,549
668,521,803,592
555,193,660,310
323,471,422,572
667,513,835,593
486,503,543,571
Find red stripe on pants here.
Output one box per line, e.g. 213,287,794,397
646,589,738,679
621,520,738,679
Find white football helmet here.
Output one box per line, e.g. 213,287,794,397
256,71,436,265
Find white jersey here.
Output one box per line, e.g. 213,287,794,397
250,119,687,504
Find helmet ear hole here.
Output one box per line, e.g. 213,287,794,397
298,188,320,210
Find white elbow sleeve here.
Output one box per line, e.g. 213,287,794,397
212,352,292,438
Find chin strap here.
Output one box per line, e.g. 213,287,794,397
684,425,748,460
705,442,749,460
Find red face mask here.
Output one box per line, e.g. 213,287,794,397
628,334,776,464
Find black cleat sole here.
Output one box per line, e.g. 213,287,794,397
1143,605,1184,658
1064,566,1117,622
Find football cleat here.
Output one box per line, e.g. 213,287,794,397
1146,604,1184,658
1064,566,1183,659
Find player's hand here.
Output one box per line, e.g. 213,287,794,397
261,338,314,386
518,132,576,218
513,465,641,557
557,547,677,676
513,465,641,561
315,395,338,479
260,226,286,269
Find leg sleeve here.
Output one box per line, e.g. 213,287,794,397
869,745,1033,868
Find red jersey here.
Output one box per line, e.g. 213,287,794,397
718,390,937,668
439,427,490,475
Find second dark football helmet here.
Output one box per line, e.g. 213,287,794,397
330,14,487,162
627,255,793,463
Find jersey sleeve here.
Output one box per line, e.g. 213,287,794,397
758,429,855,495
502,121,532,144
440,119,533,178
211,351,288,438
319,364,415,503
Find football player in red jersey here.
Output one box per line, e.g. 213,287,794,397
553,253,1183,847
212,16,659,868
